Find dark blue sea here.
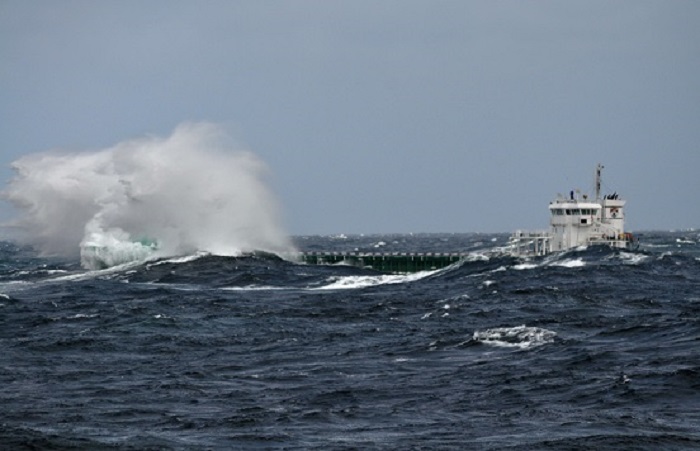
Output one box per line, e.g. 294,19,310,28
1,231,699,450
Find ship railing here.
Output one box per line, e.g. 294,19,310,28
508,230,552,256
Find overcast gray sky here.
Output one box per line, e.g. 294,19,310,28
1,0,698,235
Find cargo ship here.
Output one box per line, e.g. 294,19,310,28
509,164,636,256
298,164,636,272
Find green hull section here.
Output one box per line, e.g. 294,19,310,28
298,252,468,273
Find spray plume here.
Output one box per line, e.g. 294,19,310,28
3,122,295,269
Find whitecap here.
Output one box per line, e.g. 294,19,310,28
513,262,539,270
657,251,674,260
473,325,556,350
147,251,211,267
50,260,147,282
550,258,585,268
221,285,287,291
464,252,490,262
313,270,432,290
616,252,649,265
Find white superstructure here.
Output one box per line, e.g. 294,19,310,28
510,164,635,256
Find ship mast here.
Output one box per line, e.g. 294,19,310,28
595,163,603,201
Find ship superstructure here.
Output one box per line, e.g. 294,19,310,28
510,164,635,256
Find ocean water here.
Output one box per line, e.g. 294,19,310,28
1,231,699,449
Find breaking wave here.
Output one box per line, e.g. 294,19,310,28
3,122,294,269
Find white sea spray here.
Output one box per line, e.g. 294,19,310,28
3,122,295,269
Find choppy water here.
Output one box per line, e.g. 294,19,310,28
1,231,699,449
